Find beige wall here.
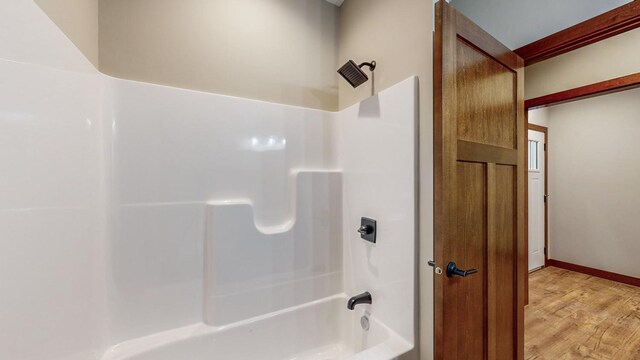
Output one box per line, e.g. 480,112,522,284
338,1,434,359
525,27,640,100
338,0,431,110
99,0,339,111
34,0,99,67
526,27,640,276
532,88,640,277
528,107,549,128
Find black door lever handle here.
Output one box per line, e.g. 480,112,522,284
446,262,478,278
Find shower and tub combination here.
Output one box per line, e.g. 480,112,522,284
101,69,417,360
0,2,417,360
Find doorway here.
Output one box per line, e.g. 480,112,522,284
524,84,640,359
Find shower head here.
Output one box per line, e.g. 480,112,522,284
337,60,376,88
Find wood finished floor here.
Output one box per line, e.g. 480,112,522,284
526,266,640,359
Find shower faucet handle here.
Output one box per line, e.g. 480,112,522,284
357,217,377,243
357,225,372,235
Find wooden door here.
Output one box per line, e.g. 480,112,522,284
433,2,525,359
527,129,546,271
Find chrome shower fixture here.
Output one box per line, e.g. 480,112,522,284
337,60,376,88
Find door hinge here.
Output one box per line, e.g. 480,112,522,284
544,247,547,255
544,143,547,151
544,194,547,203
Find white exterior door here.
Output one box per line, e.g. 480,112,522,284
528,129,545,271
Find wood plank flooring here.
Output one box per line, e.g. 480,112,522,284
526,266,640,359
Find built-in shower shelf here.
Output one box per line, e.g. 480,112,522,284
204,170,344,326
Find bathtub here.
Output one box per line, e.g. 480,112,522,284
102,295,412,360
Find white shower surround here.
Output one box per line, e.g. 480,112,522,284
0,1,416,359
102,75,417,360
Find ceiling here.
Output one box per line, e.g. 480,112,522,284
449,0,632,49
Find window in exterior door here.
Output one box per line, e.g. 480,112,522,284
528,140,539,171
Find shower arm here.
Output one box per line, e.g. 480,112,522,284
359,61,376,96
359,61,377,71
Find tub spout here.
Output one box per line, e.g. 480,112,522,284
347,291,372,310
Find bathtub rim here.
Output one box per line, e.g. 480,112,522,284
101,294,413,360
